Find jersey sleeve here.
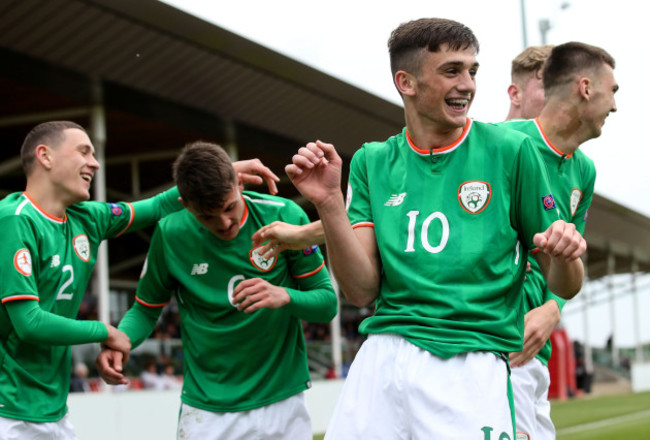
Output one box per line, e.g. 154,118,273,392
510,137,561,250
117,301,163,349
119,224,175,347
346,147,373,228
0,215,41,302
279,201,337,323
79,187,183,240
5,300,107,345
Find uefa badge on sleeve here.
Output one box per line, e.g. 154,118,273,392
541,194,556,211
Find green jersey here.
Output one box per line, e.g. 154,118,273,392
347,120,560,359
0,189,181,422
500,118,596,365
119,191,337,413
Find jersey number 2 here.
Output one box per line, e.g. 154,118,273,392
56,265,74,301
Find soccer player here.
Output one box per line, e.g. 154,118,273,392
283,18,586,439
500,42,617,440
506,45,554,121
95,142,337,440
0,120,279,439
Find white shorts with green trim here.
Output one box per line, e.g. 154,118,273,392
0,412,76,440
177,392,311,440
511,357,554,440
325,334,515,440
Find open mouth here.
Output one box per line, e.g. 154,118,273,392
81,173,93,184
446,98,470,111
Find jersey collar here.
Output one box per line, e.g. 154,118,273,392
534,118,573,158
406,118,471,156
21,192,67,223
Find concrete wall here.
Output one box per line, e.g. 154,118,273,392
631,361,650,392
67,379,344,439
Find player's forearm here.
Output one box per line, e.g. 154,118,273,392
117,301,161,349
287,271,338,322
315,196,380,307
298,220,325,247
6,300,107,345
542,256,584,299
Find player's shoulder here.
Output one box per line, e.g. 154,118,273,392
358,127,407,154
244,191,307,224
243,191,293,209
572,148,595,166
0,192,25,218
572,148,596,176
469,120,532,153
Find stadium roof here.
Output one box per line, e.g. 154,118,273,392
0,0,648,285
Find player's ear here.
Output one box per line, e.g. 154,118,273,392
507,84,520,106
395,70,417,97
578,77,591,101
35,144,53,170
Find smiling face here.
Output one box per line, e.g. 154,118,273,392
183,184,245,241
409,45,478,131
584,63,618,139
47,128,99,205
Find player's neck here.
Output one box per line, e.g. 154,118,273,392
505,106,521,121
538,111,582,155
25,179,72,219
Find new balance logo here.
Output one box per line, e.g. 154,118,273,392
191,263,209,275
385,192,407,206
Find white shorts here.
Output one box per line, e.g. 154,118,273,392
177,392,311,440
511,358,555,440
0,413,77,440
325,334,515,440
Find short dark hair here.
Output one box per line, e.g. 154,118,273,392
20,121,86,176
173,141,237,212
543,42,615,93
388,18,479,78
511,45,554,84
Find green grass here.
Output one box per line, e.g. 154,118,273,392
553,391,650,440
313,435,324,440
312,391,650,440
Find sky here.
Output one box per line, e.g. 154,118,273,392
160,0,649,348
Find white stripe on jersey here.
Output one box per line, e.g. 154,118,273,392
244,195,286,207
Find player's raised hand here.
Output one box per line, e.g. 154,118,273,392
232,278,290,313
533,220,586,261
286,140,342,206
233,158,280,195
95,348,129,385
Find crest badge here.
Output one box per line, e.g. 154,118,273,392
458,181,491,214
570,188,583,217
249,245,276,272
73,234,91,262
